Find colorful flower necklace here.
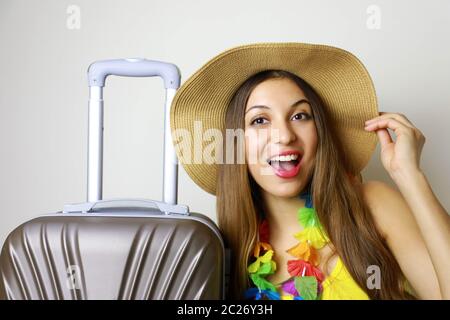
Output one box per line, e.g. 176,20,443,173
244,190,330,300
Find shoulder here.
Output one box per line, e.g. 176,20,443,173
360,179,397,207
360,180,417,242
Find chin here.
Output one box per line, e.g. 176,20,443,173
262,180,304,198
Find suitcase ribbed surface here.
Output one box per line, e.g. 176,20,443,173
0,216,223,300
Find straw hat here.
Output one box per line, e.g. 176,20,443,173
170,42,379,195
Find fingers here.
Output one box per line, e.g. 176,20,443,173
375,128,393,148
364,117,410,135
365,117,427,151
365,112,415,129
365,112,426,142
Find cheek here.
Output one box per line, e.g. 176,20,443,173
245,130,271,183
245,130,266,166
301,130,318,173
309,129,319,153
300,124,318,153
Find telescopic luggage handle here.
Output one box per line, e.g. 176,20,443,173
86,58,181,205
87,58,180,88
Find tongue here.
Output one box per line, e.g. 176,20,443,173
272,160,297,171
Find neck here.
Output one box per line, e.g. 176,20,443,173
261,191,306,238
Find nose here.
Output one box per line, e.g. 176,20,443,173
272,120,296,145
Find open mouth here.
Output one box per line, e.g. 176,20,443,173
267,152,303,178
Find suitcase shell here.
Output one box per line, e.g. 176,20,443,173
0,59,225,300
0,208,224,299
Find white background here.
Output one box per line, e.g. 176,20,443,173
0,0,449,246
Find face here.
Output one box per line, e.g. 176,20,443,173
244,78,318,198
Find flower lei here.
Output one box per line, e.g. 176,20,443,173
244,190,330,300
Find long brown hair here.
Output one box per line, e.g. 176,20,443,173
216,70,415,300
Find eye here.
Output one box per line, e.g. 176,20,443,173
250,117,269,126
292,112,311,121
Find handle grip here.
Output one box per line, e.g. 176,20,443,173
87,58,181,88
86,58,181,205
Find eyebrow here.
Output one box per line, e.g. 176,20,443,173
245,99,311,115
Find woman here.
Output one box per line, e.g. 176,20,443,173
170,43,450,300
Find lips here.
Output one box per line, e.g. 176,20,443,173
267,150,303,179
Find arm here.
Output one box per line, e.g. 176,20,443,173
392,170,450,299
364,112,450,299
363,178,449,299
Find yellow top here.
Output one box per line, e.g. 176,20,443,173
280,257,369,300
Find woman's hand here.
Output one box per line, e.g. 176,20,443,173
364,112,426,181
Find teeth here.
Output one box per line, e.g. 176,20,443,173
268,154,299,163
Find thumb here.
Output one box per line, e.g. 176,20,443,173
376,128,393,148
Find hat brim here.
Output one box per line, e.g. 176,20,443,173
170,42,378,195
